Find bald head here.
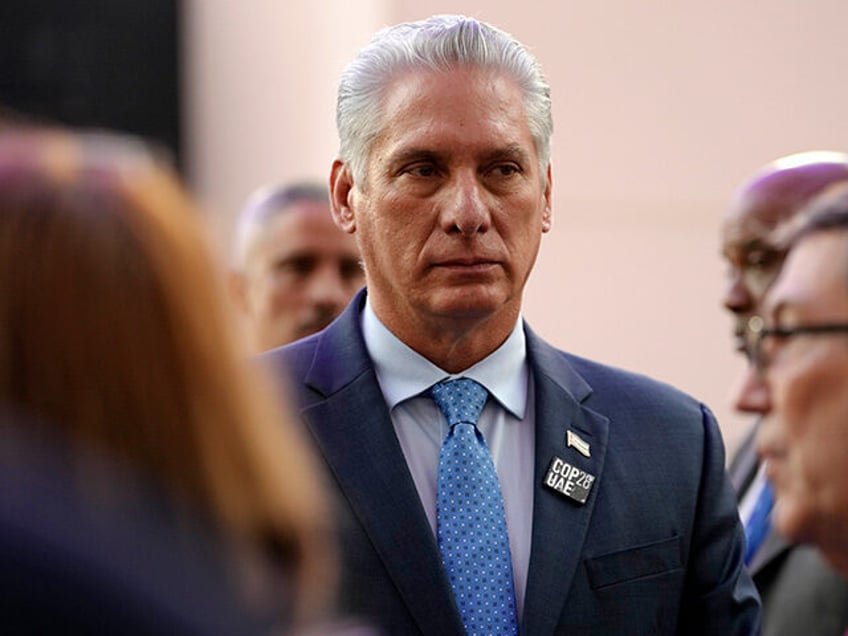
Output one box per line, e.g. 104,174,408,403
721,151,848,364
727,152,848,240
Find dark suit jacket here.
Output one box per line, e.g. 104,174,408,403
0,418,276,635
266,290,760,635
730,424,848,636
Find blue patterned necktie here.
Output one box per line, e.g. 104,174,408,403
744,479,774,565
432,378,519,636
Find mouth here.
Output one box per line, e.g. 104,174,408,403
757,430,786,481
433,258,499,271
731,319,749,353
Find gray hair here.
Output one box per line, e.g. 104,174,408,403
336,14,553,186
786,181,848,242
231,180,329,269
774,180,848,288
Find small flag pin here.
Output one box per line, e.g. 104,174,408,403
567,430,591,458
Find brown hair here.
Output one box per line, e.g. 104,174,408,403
0,129,333,621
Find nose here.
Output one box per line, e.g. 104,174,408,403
442,172,490,236
722,272,753,314
732,364,772,415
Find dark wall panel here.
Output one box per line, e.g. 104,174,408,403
0,0,181,168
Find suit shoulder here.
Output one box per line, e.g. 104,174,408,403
256,334,320,382
558,349,708,421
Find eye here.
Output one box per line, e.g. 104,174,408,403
745,248,784,271
275,256,316,277
761,328,790,364
491,163,521,177
402,162,440,178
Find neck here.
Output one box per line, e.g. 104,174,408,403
373,301,519,373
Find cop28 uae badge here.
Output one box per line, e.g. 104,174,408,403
543,456,596,505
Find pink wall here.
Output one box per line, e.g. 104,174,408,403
184,1,848,456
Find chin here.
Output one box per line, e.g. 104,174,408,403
430,286,508,314
774,497,817,547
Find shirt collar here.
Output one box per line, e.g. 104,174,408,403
362,297,528,419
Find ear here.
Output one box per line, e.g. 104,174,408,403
541,164,553,233
330,159,357,233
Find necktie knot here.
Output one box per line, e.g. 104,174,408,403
430,378,488,428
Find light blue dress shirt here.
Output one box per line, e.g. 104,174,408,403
361,299,535,616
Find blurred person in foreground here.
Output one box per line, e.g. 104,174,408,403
229,181,363,352
736,182,848,580
0,128,342,634
722,151,848,634
265,14,759,635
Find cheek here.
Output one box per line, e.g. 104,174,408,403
775,357,848,522
265,275,305,308
507,227,543,268
797,387,848,498
774,353,840,435
361,214,426,267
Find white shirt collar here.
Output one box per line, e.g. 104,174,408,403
362,297,528,418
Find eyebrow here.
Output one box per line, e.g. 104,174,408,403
388,147,441,167
739,238,781,251
484,144,531,163
388,143,532,168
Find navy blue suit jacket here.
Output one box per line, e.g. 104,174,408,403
266,290,760,635
0,420,272,635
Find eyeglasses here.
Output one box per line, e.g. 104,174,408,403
743,314,848,374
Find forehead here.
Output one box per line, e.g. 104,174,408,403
723,185,795,252
372,66,536,161
765,231,848,318
258,202,354,251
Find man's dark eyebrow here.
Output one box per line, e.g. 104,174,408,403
387,147,442,167
737,237,783,253
388,144,532,164
483,144,531,163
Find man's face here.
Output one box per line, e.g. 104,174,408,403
721,187,789,352
722,163,848,358
239,200,363,349
338,66,551,338
753,231,848,570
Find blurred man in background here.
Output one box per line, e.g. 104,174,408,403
229,181,363,352
738,182,848,575
721,151,848,635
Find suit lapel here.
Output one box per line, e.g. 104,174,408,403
521,329,610,635
300,292,464,635
729,424,760,495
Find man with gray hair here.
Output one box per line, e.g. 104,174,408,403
266,15,759,635
229,180,363,352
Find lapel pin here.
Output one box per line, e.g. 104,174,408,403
567,429,591,457
543,456,596,505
